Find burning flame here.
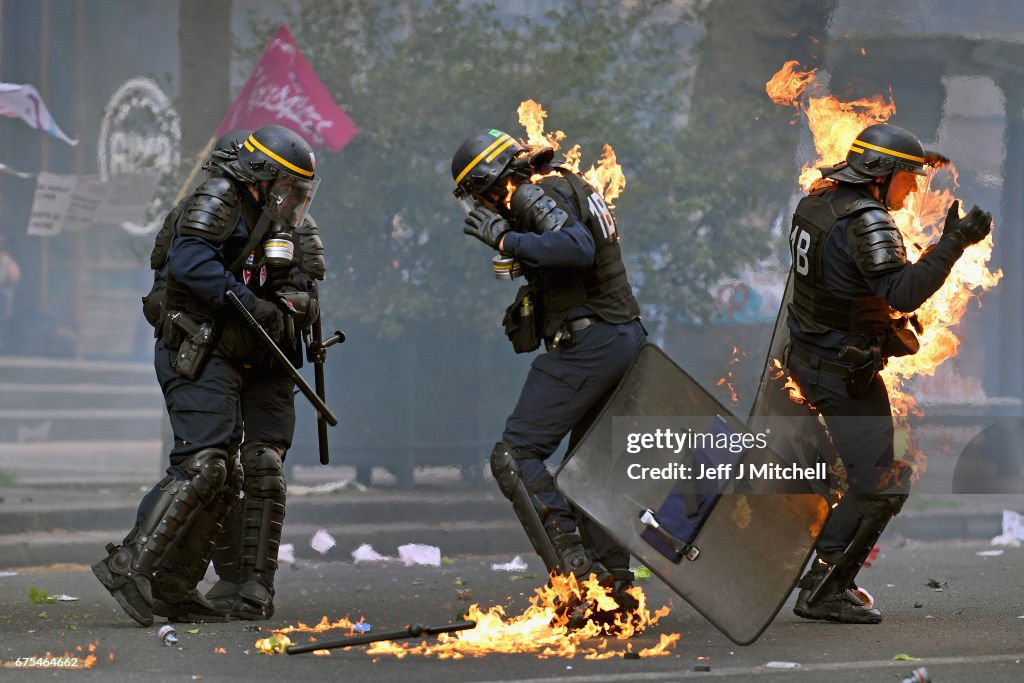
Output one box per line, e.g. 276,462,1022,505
256,574,677,659
516,99,627,208
766,61,1002,417
769,358,808,405
255,615,369,654
716,346,745,405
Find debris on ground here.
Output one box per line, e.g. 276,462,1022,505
490,555,528,572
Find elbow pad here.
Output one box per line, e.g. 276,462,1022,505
847,208,907,275
510,183,569,234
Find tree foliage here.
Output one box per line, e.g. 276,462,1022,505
233,0,815,338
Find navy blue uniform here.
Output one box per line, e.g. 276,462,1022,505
500,186,646,566
787,184,964,554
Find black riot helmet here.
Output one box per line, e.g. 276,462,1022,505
237,125,320,228
820,123,927,184
214,129,251,154
451,129,528,200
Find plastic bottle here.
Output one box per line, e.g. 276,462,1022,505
158,624,178,646
901,667,929,683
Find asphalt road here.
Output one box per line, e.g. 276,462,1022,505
0,539,1022,682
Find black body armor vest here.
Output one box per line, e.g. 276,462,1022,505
527,170,640,337
788,185,894,336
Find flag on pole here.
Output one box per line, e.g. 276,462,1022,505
0,82,78,146
216,25,357,152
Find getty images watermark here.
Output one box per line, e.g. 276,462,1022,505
609,415,1024,495
621,425,827,484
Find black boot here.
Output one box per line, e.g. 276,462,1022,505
551,533,610,584
229,579,275,620
793,557,882,624
92,543,154,627
152,573,229,623
205,579,240,612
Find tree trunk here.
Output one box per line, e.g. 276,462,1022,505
177,0,233,174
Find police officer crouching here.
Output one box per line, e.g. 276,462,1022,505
93,124,320,626
452,129,647,616
785,123,991,623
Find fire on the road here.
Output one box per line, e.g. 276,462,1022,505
765,60,1002,417
256,573,678,659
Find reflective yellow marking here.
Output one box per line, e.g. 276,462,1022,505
245,134,314,177
455,134,515,186
851,138,925,163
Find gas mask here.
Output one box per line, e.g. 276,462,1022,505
259,173,320,268
457,196,522,281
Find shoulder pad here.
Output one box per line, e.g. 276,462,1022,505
510,182,569,234
832,189,886,219
179,177,242,242
294,220,326,280
847,208,907,275
150,199,186,270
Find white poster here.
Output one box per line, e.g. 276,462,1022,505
26,171,77,236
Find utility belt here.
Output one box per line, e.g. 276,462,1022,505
787,342,885,398
543,316,601,352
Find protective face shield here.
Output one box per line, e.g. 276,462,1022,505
264,173,320,230
258,174,320,268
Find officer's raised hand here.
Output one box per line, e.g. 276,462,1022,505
942,200,992,247
464,206,510,250
252,297,285,341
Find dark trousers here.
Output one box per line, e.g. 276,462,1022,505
137,341,245,526
503,319,646,564
788,355,894,555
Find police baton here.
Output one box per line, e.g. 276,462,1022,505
308,318,345,464
226,290,338,426
285,620,476,655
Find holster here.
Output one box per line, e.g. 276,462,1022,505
167,311,215,380
838,344,884,398
502,284,542,354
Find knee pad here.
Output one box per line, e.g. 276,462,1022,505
181,448,229,504
241,442,286,499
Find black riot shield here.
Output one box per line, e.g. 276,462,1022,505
555,343,829,645
747,275,839,494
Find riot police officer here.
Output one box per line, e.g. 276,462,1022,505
452,129,646,612
785,123,991,623
204,212,326,620
92,124,320,626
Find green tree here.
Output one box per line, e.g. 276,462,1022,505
232,0,834,337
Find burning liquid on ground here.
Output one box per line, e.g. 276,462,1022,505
256,573,678,659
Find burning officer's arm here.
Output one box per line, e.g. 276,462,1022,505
499,180,595,268
501,221,595,269
844,208,964,313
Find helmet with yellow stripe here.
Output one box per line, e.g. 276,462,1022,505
238,124,317,182
451,129,525,200
821,123,926,184
237,125,320,229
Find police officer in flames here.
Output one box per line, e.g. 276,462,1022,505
452,129,647,612
785,123,991,622
92,124,320,626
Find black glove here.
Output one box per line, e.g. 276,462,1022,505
923,150,950,168
463,207,511,250
942,200,992,247
267,265,293,291
251,297,284,341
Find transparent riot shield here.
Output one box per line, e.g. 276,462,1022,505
556,342,829,645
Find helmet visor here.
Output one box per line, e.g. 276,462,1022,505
265,175,320,228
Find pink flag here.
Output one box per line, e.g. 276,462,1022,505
0,82,77,146
216,25,357,152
